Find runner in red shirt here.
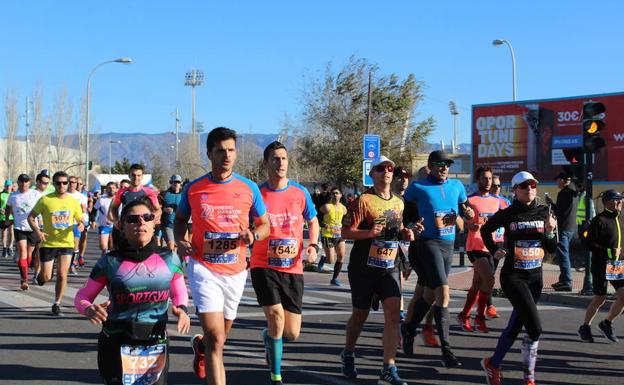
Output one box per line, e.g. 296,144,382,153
175,127,270,385
250,141,320,385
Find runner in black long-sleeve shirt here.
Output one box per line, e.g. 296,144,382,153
478,171,557,385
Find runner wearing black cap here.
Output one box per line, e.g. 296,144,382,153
401,150,474,368
578,189,624,343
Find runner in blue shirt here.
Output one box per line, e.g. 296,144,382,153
401,150,474,368
161,175,183,251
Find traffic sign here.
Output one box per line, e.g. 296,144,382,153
362,159,373,186
363,134,380,160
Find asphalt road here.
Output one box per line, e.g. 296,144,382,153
0,235,622,385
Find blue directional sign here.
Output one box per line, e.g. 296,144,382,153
552,135,583,149
363,159,373,187
363,134,380,160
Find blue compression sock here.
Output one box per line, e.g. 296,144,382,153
270,336,283,378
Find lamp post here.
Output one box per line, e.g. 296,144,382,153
85,57,132,189
108,137,121,182
492,39,517,101
184,69,204,161
171,108,181,171
449,101,459,154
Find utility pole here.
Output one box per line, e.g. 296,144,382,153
184,69,204,161
449,101,459,154
25,97,31,175
366,70,373,134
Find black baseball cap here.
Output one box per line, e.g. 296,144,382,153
393,166,411,178
601,189,623,203
554,172,571,180
17,174,31,183
428,150,454,164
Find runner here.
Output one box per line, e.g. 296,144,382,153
578,189,624,343
250,141,320,385
161,175,183,251
318,187,347,285
392,166,412,320
339,155,414,385
68,176,89,272
480,171,557,385
31,171,51,282
5,174,42,290
94,182,118,256
74,199,190,385
28,171,84,316
174,126,269,385
401,150,474,368
456,166,502,333
0,179,15,259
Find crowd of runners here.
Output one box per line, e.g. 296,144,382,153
2,126,623,385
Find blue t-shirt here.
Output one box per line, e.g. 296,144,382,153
161,190,182,228
404,175,468,241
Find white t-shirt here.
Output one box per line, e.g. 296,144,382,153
94,194,114,227
7,189,43,231
69,191,88,224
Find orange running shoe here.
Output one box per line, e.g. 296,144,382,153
486,305,499,319
191,334,206,379
456,312,473,332
475,316,489,333
524,380,536,385
421,324,439,347
481,357,502,385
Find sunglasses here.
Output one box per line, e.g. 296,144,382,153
55,181,69,186
373,165,394,173
171,181,182,184
516,180,537,190
38,181,50,185
124,213,155,224
432,161,451,167
332,192,341,195
69,181,77,184
492,184,501,188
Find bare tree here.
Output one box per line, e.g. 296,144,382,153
52,87,74,171
29,87,52,174
3,91,20,179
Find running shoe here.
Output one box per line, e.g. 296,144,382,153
20,280,29,291
474,316,489,333
399,310,406,322
577,324,594,343
1,248,6,258
400,322,415,356
330,278,341,286
481,357,502,385
262,328,273,367
441,348,461,368
340,349,357,379
486,305,499,319
51,303,63,316
191,334,206,379
421,324,439,347
598,320,619,343
77,255,85,266
456,312,473,332
378,365,407,385
523,380,536,385
70,265,78,275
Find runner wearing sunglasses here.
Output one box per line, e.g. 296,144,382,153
74,199,189,385
28,171,84,316
401,150,474,368
480,171,557,385
340,155,414,385
318,186,347,285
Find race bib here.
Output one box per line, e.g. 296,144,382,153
331,225,342,238
477,213,492,225
434,210,456,237
203,232,240,264
606,260,624,281
50,210,71,229
513,240,544,269
120,343,167,385
268,238,298,268
367,240,398,268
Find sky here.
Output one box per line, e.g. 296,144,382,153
2,0,624,146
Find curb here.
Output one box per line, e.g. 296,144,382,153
540,292,595,308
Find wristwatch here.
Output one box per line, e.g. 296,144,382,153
309,243,320,253
253,231,260,241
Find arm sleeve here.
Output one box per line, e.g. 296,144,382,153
481,209,506,254
170,273,189,307
74,277,107,315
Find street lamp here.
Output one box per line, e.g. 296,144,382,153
171,108,181,170
184,69,204,163
108,136,121,182
492,39,517,101
85,57,132,189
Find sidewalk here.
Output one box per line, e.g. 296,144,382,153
447,252,615,308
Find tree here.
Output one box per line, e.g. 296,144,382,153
52,87,74,171
294,56,434,189
3,91,19,179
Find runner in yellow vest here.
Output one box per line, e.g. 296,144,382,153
319,187,347,286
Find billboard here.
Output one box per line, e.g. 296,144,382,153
472,92,624,183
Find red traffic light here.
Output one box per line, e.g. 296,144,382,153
562,148,583,164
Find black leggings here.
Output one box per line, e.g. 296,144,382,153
500,269,543,341
97,331,169,385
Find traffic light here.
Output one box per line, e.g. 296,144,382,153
88,161,93,170
582,101,606,153
562,148,583,164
